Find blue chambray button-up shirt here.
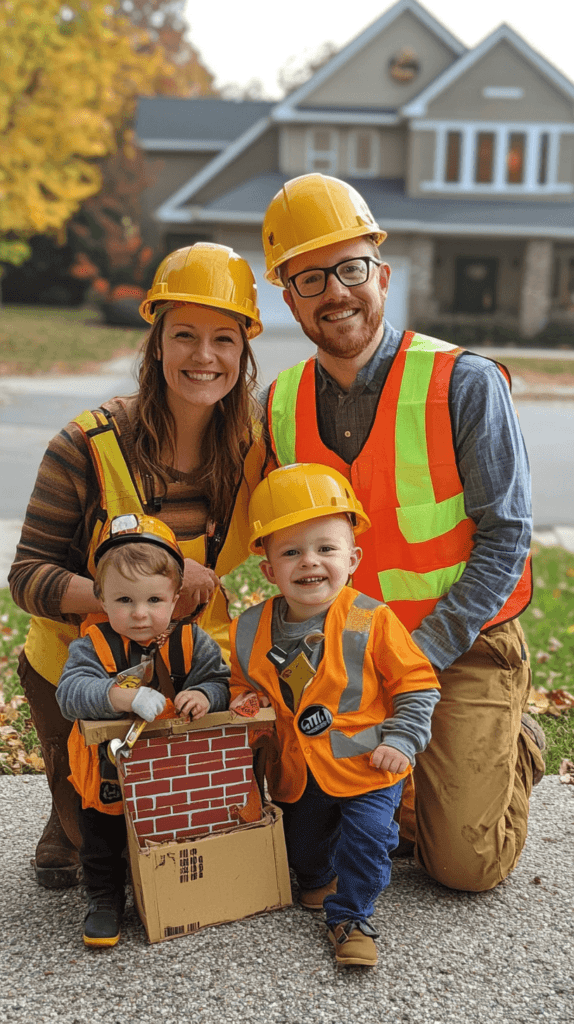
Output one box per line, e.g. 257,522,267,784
262,320,532,670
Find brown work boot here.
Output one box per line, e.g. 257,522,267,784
327,919,379,967
521,713,546,786
33,806,82,889
299,877,337,911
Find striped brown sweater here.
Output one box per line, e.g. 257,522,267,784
9,397,210,626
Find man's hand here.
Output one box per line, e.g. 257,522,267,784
370,743,409,774
174,689,210,720
172,559,219,619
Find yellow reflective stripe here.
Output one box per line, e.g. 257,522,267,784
396,492,467,544
88,429,145,519
269,361,307,465
378,561,467,603
407,333,457,354
395,347,435,508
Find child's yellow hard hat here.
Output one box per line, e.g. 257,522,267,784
95,513,185,571
248,463,371,553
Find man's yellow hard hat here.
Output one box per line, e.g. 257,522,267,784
248,464,371,552
95,513,185,571
139,242,263,339
262,174,387,286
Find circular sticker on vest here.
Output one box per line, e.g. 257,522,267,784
297,704,333,736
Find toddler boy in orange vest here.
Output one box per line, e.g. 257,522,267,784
230,465,440,967
57,514,230,948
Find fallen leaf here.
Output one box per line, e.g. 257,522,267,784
559,759,574,785
532,876,542,885
548,637,563,652
536,651,550,663
567,624,574,634
552,588,562,600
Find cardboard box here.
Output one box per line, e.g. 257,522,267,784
126,803,292,943
79,710,292,942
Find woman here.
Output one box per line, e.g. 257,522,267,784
9,242,265,889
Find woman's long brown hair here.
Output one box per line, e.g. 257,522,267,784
133,315,260,526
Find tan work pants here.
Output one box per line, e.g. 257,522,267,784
399,618,544,891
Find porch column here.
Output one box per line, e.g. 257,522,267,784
408,235,438,323
519,239,553,338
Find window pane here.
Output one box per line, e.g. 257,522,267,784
445,131,461,183
313,130,331,152
475,132,495,183
312,157,333,171
538,133,549,185
355,132,373,171
507,133,525,184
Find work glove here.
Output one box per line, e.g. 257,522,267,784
131,687,166,722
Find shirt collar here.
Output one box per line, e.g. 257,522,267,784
315,320,403,396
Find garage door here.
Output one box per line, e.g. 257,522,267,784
245,254,410,333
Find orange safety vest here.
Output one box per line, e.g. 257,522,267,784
230,588,438,802
68,621,193,815
267,331,532,633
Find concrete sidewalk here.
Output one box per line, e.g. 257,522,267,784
1,773,572,1023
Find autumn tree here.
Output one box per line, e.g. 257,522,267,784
0,0,166,269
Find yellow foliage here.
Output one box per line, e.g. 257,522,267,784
0,0,166,240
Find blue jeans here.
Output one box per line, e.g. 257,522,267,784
275,772,404,926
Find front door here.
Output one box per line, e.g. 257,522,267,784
454,257,498,313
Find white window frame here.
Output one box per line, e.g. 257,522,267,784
348,129,379,177
305,128,338,174
416,120,573,195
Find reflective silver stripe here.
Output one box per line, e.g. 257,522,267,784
234,603,265,692
337,593,382,714
330,724,382,759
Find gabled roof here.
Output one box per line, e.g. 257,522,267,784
403,23,574,117
158,171,574,240
135,97,275,151
273,0,466,120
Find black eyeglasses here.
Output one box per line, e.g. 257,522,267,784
288,256,382,298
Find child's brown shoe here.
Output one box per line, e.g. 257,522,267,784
327,919,378,966
299,877,337,911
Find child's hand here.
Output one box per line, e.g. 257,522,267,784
230,691,270,710
174,689,210,720
370,743,409,774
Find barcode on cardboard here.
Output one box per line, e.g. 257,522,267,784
186,921,200,933
164,924,186,937
179,848,204,883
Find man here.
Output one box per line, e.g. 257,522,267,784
260,172,545,892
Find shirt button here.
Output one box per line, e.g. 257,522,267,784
344,430,351,438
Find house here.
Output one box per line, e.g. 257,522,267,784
135,0,574,339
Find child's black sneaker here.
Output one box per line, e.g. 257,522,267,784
83,890,124,948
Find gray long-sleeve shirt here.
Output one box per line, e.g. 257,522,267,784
262,320,532,670
57,623,230,722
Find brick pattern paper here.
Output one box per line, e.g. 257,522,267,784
119,725,262,846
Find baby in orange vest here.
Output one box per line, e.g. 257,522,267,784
57,513,230,948
230,465,440,967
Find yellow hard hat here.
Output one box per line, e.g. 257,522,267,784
95,513,185,571
248,464,371,552
262,174,387,286
139,242,263,339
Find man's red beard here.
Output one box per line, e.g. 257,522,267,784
298,298,385,359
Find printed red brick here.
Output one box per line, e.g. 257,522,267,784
153,761,191,780
210,799,225,808
123,762,152,780
172,773,210,792
135,818,158,835
129,739,170,761
187,752,224,770
210,821,233,833
164,738,210,757
222,726,246,735
151,755,187,773
223,751,253,767
211,735,248,751
132,779,171,797
195,729,225,741
210,769,245,787
224,782,254,798
190,808,230,827
155,813,191,833
134,797,155,812
154,791,188,810
133,805,161,820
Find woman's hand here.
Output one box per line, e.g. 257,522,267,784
172,558,220,619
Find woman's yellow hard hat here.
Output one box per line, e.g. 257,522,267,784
139,242,263,339
262,174,386,286
248,464,371,552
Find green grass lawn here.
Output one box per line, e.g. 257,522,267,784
1,546,573,775
0,304,146,375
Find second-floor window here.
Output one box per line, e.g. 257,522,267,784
306,129,338,173
419,122,572,194
348,130,379,177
